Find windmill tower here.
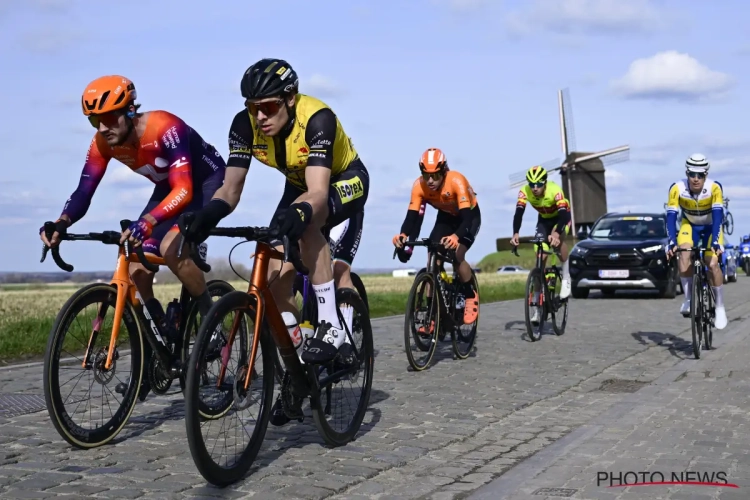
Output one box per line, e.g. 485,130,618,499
509,88,631,238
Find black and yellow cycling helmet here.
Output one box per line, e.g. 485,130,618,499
526,165,548,184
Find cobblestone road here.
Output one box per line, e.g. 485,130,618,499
2,280,750,499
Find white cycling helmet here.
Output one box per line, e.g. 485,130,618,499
685,153,710,173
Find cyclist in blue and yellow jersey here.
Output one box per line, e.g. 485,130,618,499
665,153,727,329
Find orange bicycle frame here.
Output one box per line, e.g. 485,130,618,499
82,246,165,370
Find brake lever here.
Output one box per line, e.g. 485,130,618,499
282,235,309,276
40,221,56,263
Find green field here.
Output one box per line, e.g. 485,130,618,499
0,272,526,364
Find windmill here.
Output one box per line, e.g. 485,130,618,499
508,88,631,237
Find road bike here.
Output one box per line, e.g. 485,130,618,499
395,239,479,371
722,198,734,236
512,234,568,342
675,246,715,359
40,220,233,449
179,224,373,486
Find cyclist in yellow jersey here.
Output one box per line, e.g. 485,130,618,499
665,153,727,329
510,166,573,311
178,59,369,373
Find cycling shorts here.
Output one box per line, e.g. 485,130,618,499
534,214,571,253
269,158,369,243
677,219,723,257
139,170,224,257
326,210,364,267
429,205,481,249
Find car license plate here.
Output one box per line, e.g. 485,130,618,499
599,270,629,278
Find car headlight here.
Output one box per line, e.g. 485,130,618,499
641,244,663,253
572,246,589,256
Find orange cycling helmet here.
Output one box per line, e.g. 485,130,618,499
81,75,137,116
419,147,448,174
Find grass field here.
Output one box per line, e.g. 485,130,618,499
0,272,526,363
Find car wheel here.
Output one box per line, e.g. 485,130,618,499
571,285,589,299
658,274,677,299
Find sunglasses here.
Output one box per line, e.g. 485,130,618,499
686,171,706,179
422,171,444,181
87,110,123,129
246,99,285,117
528,181,546,188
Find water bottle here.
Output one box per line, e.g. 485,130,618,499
281,313,314,359
164,299,181,342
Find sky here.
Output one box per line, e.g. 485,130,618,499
2,0,750,273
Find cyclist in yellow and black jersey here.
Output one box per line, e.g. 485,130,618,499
179,58,369,374
510,166,573,306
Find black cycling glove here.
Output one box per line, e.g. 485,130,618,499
178,199,232,243
277,202,313,242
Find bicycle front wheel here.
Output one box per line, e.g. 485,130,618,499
551,269,568,336
184,291,275,487
690,275,704,359
311,287,374,446
43,283,144,449
404,271,440,371
725,212,734,235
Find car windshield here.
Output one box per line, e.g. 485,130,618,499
589,216,667,240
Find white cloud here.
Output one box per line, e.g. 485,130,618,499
611,51,733,101
303,74,344,99
506,0,664,36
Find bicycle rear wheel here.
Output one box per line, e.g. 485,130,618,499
43,283,144,448
350,271,369,312
551,269,568,336
452,270,479,359
311,287,374,446
725,212,734,235
704,283,714,350
184,291,275,486
525,268,545,341
404,271,440,370
690,275,704,359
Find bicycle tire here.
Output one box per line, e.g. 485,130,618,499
690,273,703,359
404,271,440,371
311,287,374,446
452,270,479,359
551,268,568,336
524,268,545,342
43,283,144,449
704,283,714,350
350,271,369,312
184,290,275,487
725,212,734,235
179,279,237,417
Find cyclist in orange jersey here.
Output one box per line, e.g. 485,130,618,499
39,75,226,401
393,148,481,325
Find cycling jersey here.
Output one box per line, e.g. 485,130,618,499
227,94,359,191
407,171,478,217
61,110,225,227
516,181,569,218
513,180,570,234
666,178,723,246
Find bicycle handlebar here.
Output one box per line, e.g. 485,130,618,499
177,224,309,276
391,238,457,261
40,219,160,273
510,236,555,257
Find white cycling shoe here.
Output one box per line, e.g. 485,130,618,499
714,306,727,330
559,279,571,299
679,300,690,317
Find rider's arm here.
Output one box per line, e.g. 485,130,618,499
295,108,338,214
665,182,680,244
711,181,724,245
201,111,254,219
553,192,571,234
400,179,425,237
59,135,111,226
512,188,527,234
451,173,478,238
144,119,195,225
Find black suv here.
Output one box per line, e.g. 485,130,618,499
569,212,679,299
